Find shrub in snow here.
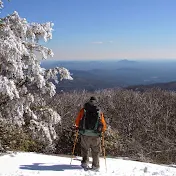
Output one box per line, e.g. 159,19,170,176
0,1,72,152
52,89,176,164
0,120,48,152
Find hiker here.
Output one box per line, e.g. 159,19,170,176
75,96,106,170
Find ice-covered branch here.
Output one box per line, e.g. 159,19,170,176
0,76,19,99
44,67,73,82
0,0,3,9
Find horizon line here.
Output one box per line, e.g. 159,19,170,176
42,58,176,62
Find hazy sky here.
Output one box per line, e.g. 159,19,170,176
1,0,176,60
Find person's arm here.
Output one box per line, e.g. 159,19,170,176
75,108,84,128
101,113,107,132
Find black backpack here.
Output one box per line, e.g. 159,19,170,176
79,102,103,134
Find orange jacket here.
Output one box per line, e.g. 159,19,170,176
75,108,107,132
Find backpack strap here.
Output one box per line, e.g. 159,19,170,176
82,109,86,133
94,110,101,131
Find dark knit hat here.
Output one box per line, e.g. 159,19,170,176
90,96,97,101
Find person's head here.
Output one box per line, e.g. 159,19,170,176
90,96,97,101
89,96,97,104
84,96,99,109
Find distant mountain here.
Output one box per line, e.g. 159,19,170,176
116,67,141,71
55,69,120,92
126,81,176,92
40,60,176,92
117,59,137,64
41,59,139,70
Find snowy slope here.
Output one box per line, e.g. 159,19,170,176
0,152,176,176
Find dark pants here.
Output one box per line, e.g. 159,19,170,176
81,135,101,167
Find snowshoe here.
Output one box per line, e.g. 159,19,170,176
90,166,100,172
81,162,90,171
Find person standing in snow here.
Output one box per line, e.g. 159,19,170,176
75,96,106,170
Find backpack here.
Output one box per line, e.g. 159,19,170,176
79,102,103,136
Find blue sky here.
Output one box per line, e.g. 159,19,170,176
1,0,176,60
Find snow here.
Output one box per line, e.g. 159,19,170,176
0,152,176,176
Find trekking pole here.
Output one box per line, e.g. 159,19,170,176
100,140,102,154
102,132,107,171
70,130,79,165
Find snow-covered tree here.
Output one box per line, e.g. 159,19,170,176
0,1,3,9
0,1,72,151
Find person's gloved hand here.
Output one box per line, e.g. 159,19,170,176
75,126,79,131
72,125,79,131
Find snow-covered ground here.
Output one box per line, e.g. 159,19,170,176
0,152,176,176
